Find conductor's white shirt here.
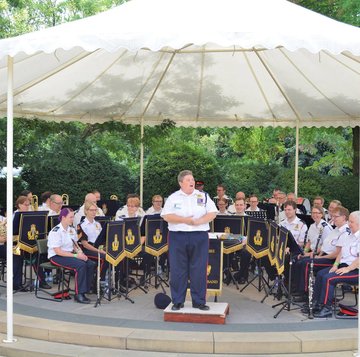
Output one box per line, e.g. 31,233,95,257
161,189,218,232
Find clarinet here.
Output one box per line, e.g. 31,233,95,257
308,227,323,319
95,245,103,307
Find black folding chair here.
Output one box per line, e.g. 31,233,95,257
35,238,72,302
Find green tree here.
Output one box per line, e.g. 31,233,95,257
143,142,221,208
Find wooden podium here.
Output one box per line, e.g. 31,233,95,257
164,302,229,324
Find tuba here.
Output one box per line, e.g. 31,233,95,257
110,194,118,200
31,195,39,211
61,194,69,206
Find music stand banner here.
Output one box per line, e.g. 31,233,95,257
268,221,278,266
207,239,222,295
212,215,244,235
144,216,168,257
123,217,142,259
246,217,269,259
104,221,126,266
275,227,288,275
14,211,48,254
187,238,222,296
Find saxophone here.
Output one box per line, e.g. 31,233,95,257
308,227,323,319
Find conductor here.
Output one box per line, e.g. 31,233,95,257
161,170,218,311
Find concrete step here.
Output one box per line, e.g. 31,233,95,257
0,334,357,357
0,311,357,355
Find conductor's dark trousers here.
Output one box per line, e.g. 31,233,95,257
168,231,209,306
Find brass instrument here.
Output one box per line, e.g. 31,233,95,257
110,194,118,200
31,195,39,211
62,194,69,206
308,227,323,319
0,219,21,255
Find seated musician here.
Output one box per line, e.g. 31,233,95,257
0,200,24,291
245,194,264,212
217,198,230,215
77,201,108,284
293,206,334,302
309,210,359,318
145,195,163,215
48,208,95,304
115,194,145,220
48,194,63,216
228,192,246,214
38,191,52,211
74,193,105,228
227,198,250,284
115,195,154,284
1,196,50,290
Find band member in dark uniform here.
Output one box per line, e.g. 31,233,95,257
48,207,95,304
162,170,217,311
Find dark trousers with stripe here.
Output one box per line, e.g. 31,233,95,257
313,264,359,306
293,257,334,294
168,231,208,306
50,255,95,295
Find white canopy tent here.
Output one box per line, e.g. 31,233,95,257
1,0,360,343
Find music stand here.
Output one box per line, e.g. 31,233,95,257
143,215,169,293
212,215,244,288
97,200,121,218
266,221,282,301
240,217,270,299
122,217,148,295
13,211,48,291
93,220,132,305
272,227,303,318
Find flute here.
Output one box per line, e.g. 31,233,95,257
308,227,323,319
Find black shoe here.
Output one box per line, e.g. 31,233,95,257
238,277,246,285
74,293,90,304
39,282,52,289
192,303,210,311
82,294,90,302
313,305,332,318
13,285,28,292
171,303,184,311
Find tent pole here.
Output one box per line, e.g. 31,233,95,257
140,116,144,207
4,56,16,344
294,120,299,197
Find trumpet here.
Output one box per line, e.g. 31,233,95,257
62,194,69,206
31,195,39,211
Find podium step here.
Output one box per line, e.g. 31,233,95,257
164,302,229,324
